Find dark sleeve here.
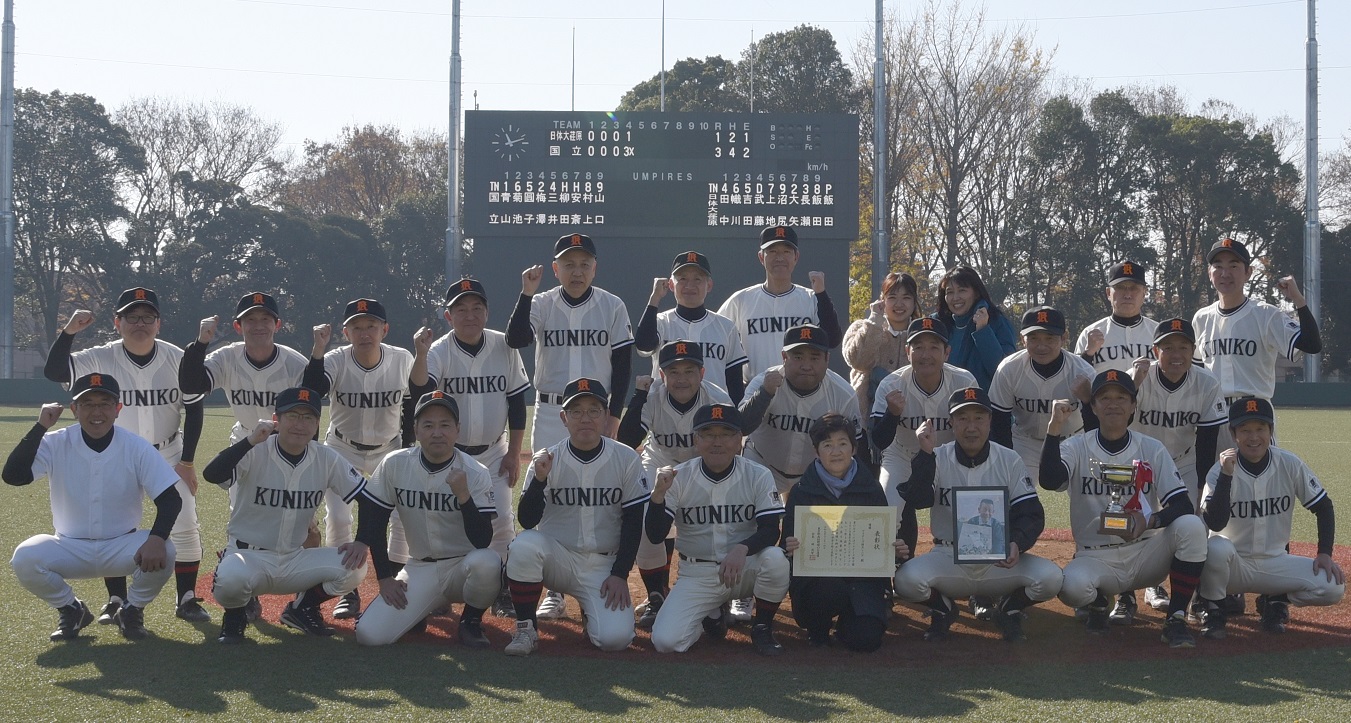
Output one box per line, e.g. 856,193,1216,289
203,437,256,486
354,492,395,579
870,412,900,450
1201,473,1233,532
735,513,784,556
1293,305,1322,354
814,292,842,348
505,294,535,348
1079,401,1100,433
738,387,773,434
646,500,674,543
896,450,935,509
1039,435,1069,490
179,340,213,394
3,424,48,486
724,363,747,404
43,332,75,383
460,498,495,550
517,476,548,529
779,490,799,546
607,346,631,418
301,355,330,396
1310,496,1335,557
1155,486,1196,528
634,305,660,353
1079,351,1096,365
399,394,416,447
180,400,204,464
148,485,183,540
610,502,645,579
507,390,527,430
991,409,1014,449
1194,425,1219,491
408,375,436,399
616,389,648,449
1008,496,1046,554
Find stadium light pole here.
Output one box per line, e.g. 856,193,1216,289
659,0,665,112
446,0,462,283
1303,0,1320,382
871,0,888,299
1,0,15,379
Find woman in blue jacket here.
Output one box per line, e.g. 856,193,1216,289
935,266,1016,391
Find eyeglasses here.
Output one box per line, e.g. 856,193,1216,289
76,400,117,411
120,315,160,325
565,408,606,420
280,411,318,423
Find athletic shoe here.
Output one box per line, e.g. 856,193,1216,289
1108,592,1137,625
281,602,335,636
1144,586,1170,611
1218,593,1246,616
1199,605,1227,640
535,590,566,620
1160,611,1196,648
97,597,123,625
176,596,211,623
702,604,729,641
244,596,262,623
332,590,361,620
1085,604,1110,635
218,608,248,644
458,618,491,649
636,592,664,630
923,598,955,642
115,604,148,640
1260,599,1290,634
50,599,95,642
491,588,516,619
728,597,753,624
749,623,783,656
504,619,538,656
968,596,995,622
994,609,1026,642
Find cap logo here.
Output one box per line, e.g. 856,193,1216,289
964,389,978,401
356,300,368,312
1122,263,1133,275
711,407,724,419
1171,320,1183,331
460,280,473,291
134,289,147,300
571,234,582,246
578,380,590,391
432,391,444,399
675,342,688,355
90,374,102,387
1246,400,1259,413
298,389,310,401
800,328,812,340
1106,371,1119,382
252,293,264,304
686,252,698,262
775,227,786,238
1037,311,1049,323
922,318,933,330
1222,239,1233,247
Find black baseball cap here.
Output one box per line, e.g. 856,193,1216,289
1108,260,1147,287
948,386,991,414
235,292,280,320
343,298,387,324
554,233,597,259
115,287,160,315
693,403,742,433
1091,369,1137,399
1021,306,1066,336
445,277,488,308
413,390,460,421
1153,317,1196,345
1229,396,1275,428
1207,238,1252,265
275,387,321,415
759,225,798,250
71,372,121,402
782,324,829,352
658,339,704,368
906,316,950,344
671,251,712,276
561,377,608,407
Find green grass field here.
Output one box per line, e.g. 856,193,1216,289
1,404,1347,721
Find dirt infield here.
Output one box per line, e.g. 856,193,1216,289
216,533,1350,666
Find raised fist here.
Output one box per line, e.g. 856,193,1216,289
1084,328,1105,356
248,419,277,445
413,326,434,357
809,271,826,293
972,306,989,331
1218,448,1238,476
198,315,220,345
311,323,332,356
762,369,783,395
63,309,95,335
38,403,63,429
1071,376,1093,404
1131,357,1151,387
521,265,545,296
1047,399,1075,436
635,375,653,392
885,389,906,416
446,468,470,499
531,449,554,481
648,277,670,306
1276,276,1305,306
653,466,676,498
915,418,936,454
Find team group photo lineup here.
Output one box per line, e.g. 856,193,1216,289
6,218,1344,658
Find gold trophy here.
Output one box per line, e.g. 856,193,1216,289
1091,460,1140,538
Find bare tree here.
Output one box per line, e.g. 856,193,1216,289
281,124,447,221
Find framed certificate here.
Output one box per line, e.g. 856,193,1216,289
952,487,1010,564
792,505,898,578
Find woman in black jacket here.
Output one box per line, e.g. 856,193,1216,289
782,414,909,651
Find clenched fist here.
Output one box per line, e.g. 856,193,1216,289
63,310,95,335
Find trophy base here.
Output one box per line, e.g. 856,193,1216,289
1099,511,1139,538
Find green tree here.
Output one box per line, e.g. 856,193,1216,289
616,56,739,112
731,25,855,113
281,124,447,221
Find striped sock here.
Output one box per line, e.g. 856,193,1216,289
509,578,543,622
753,597,781,626
1167,558,1205,616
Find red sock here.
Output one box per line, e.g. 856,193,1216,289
509,578,543,622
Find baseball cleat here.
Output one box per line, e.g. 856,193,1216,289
1108,592,1137,625
115,604,148,640
1144,586,1170,611
244,597,262,623
491,588,516,619
97,597,123,625
1160,611,1196,648
749,623,783,656
994,609,1026,642
968,596,995,622
636,592,665,630
728,597,753,624
1085,604,1110,635
922,599,955,642
535,590,566,620
1259,598,1290,634
1199,605,1227,640
458,618,491,649
504,619,538,656
218,608,248,644
50,599,95,642
1218,593,1246,616
702,604,729,641
281,602,335,636
332,590,361,620
175,596,211,623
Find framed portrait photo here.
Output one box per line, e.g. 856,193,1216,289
952,486,1010,564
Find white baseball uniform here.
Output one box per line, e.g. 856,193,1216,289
893,441,1062,605
1192,299,1301,402
871,363,977,510
10,426,179,609
1075,316,1159,375
990,349,1096,481
201,342,310,442
1131,363,1228,488
649,456,788,653
1199,448,1344,607
638,308,747,384
741,367,863,494
718,284,819,381
355,448,503,645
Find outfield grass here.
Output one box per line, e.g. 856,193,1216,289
1,404,1347,721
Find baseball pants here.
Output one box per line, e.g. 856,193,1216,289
878,452,915,511
529,401,568,456
157,435,203,563
324,434,398,552
212,546,367,609
650,548,790,653
506,530,635,652
355,548,502,646
1011,435,1042,489
12,531,176,609
1199,536,1345,607
636,458,675,572
894,545,1063,604
472,440,516,559
1059,514,1208,608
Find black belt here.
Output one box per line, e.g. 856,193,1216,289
334,429,394,452
235,540,268,552
679,552,718,564
766,463,803,481
932,539,951,547
538,393,565,405
154,430,181,450
456,434,503,456
1081,536,1146,551
419,554,465,563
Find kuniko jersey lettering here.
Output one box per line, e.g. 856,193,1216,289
70,340,201,445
